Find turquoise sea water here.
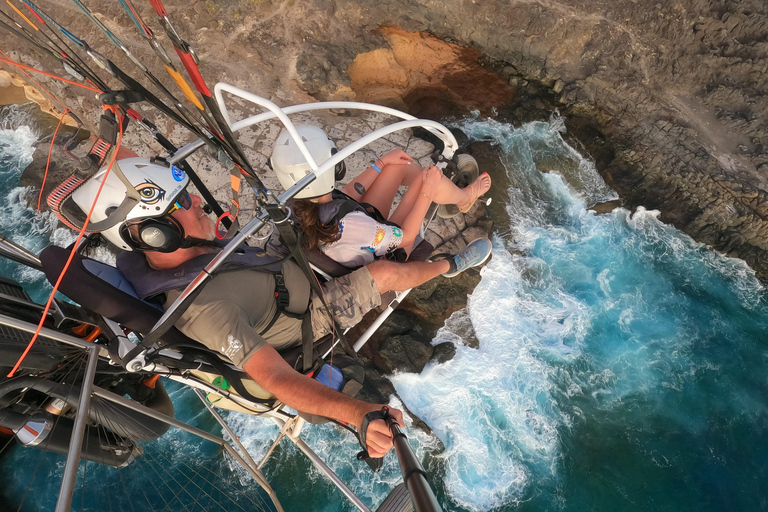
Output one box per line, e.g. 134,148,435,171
1,108,767,511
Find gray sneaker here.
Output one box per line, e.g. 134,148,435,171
443,237,492,278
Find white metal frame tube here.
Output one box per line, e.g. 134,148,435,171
170,84,458,165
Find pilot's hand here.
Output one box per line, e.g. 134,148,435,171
361,406,404,458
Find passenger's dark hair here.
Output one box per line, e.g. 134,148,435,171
292,199,341,249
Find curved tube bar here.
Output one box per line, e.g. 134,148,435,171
170,84,458,164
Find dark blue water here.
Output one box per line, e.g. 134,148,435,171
2,110,767,511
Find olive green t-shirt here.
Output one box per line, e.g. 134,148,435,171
164,260,311,368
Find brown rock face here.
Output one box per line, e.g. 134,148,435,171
348,27,516,118
1,0,767,279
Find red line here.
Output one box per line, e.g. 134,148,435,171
176,50,210,97
0,55,102,93
38,110,71,211
7,117,125,378
147,0,167,17
21,2,45,25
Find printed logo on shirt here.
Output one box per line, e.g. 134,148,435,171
223,334,243,360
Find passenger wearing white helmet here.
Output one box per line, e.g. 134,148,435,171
75,157,487,459
270,125,492,271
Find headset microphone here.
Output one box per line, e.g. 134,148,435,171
203,204,213,214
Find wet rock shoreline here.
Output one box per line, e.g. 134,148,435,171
2,0,767,402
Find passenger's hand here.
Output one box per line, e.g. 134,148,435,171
361,405,404,458
378,149,414,167
421,165,443,194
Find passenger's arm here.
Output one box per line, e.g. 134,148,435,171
244,344,403,457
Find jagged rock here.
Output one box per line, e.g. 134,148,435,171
426,216,460,243
377,335,434,374
406,271,483,317
19,143,86,211
430,342,456,365
357,366,396,405
434,236,466,256
0,103,88,146
462,226,491,245
423,228,444,250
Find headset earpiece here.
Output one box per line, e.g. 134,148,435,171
120,216,185,253
330,148,347,181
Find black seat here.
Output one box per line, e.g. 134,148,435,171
38,246,329,370
40,246,199,350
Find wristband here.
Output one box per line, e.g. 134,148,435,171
371,162,382,174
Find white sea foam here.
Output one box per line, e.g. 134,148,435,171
392,243,573,511
187,117,768,511
0,105,42,139
0,125,36,168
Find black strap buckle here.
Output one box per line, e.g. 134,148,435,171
274,273,290,309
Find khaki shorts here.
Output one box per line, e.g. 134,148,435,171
309,266,381,339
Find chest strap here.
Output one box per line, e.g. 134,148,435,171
258,272,304,336
258,272,319,375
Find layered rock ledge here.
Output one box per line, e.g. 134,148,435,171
2,0,766,279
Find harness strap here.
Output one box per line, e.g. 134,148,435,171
265,204,356,367
300,314,315,374
135,280,208,352
257,272,303,336
274,273,290,309
332,190,401,229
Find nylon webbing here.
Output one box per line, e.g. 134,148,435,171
264,204,355,362
300,314,314,373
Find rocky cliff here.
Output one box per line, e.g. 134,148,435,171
2,0,765,278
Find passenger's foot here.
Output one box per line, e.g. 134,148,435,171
456,172,492,214
443,237,493,278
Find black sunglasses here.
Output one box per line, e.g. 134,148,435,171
166,189,192,214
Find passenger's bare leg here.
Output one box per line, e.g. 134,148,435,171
342,164,421,206
429,173,492,208
389,169,493,228
363,162,423,216
367,259,450,293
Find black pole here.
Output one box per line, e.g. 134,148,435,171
385,414,443,512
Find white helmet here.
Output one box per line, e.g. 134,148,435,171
71,158,190,251
269,125,346,199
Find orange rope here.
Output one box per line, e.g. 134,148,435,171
0,54,101,94
6,0,38,31
7,115,125,378
38,109,70,211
